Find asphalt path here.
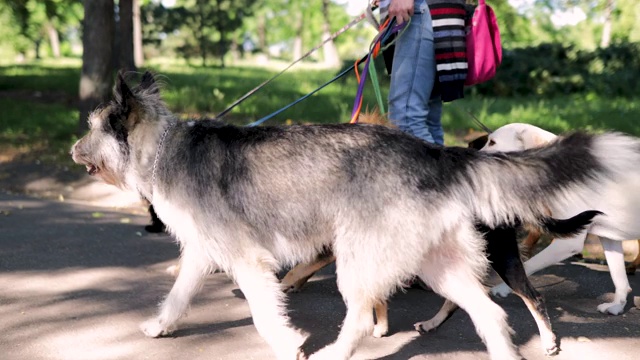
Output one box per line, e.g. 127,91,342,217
1,191,639,360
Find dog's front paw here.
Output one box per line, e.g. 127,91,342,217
544,343,560,356
596,301,625,315
414,319,439,334
140,318,174,338
165,264,180,277
308,344,339,360
280,282,301,293
296,348,307,360
372,323,388,338
490,283,512,298
541,333,559,356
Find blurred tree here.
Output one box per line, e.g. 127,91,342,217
78,0,114,133
119,0,136,71
609,0,640,43
0,0,81,58
599,0,613,47
114,0,144,70
259,0,350,62
483,0,540,48
530,0,640,48
291,0,305,60
133,0,143,66
320,0,340,67
136,0,357,64
169,0,257,66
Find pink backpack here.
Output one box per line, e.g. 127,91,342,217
465,0,502,86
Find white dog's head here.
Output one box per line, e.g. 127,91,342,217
481,123,557,152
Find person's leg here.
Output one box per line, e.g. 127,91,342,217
426,97,444,145
388,0,438,143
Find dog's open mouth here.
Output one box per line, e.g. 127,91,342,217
86,164,99,176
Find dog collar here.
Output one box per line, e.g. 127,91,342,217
150,123,174,200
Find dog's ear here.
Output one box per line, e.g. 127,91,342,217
529,133,550,148
468,134,489,150
113,71,141,130
519,129,550,149
139,71,160,95
115,71,137,109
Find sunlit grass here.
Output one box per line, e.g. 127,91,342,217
0,63,80,94
445,94,640,136
0,98,78,162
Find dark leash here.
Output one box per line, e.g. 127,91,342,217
460,105,493,134
451,100,495,134
215,7,376,120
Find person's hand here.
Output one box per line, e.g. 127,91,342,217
388,0,413,25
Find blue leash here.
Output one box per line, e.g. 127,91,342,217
247,65,356,127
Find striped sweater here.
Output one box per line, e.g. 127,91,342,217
427,0,467,102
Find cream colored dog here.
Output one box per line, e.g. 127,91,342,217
482,123,638,315
482,123,557,152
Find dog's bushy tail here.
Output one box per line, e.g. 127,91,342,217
539,210,602,238
470,131,640,229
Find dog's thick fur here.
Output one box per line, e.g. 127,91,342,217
72,73,640,360
481,123,638,315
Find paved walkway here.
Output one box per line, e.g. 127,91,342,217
1,191,639,360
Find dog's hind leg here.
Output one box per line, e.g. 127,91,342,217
626,239,640,275
418,227,519,360
280,252,336,293
521,227,542,258
491,232,587,298
234,254,307,360
597,237,632,315
140,245,210,337
372,301,389,338
414,299,458,333
484,225,558,356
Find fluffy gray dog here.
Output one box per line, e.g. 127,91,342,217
71,72,639,360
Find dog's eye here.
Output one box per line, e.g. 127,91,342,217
488,140,496,146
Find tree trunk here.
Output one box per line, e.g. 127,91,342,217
292,11,303,60
78,0,115,134
119,0,136,71
34,38,42,59
600,0,614,48
257,12,267,56
46,22,61,58
320,0,340,68
215,0,224,67
229,34,239,63
197,0,207,66
133,0,144,67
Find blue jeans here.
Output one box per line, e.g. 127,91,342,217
388,0,444,145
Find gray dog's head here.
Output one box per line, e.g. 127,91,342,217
71,71,169,189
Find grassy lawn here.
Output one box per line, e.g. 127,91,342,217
444,94,640,144
1,58,639,163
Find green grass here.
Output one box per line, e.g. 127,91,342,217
0,61,80,95
444,94,640,137
1,58,640,163
0,98,79,162
148,61,386,125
